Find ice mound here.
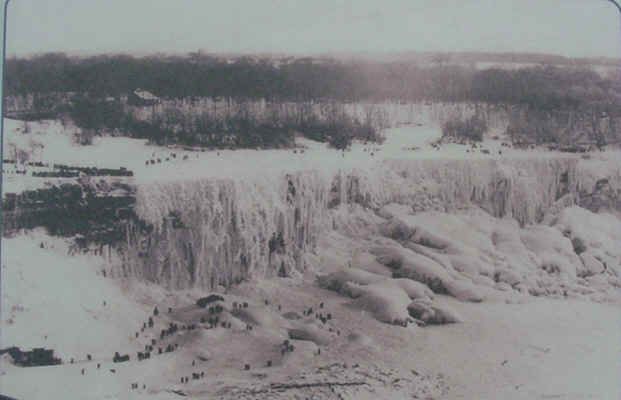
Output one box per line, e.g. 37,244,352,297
351,250,393,277
448,253,494,278
442,279,485,302
369,204,621,302
317,267,433,299
121,151,604,290
520,226,580,277
383,279,435,300
282,311,303,320
370,245,453,293
231,305,291,336
550,206,621,277
189,325,289,370
345,331,375,347
350,283,412,325
580,252,607,276
175,302,231,325
377,203,413,219
316,199,620,312
317,268,385,293
287,321,333,346
316,260,439,324
407,299,463,325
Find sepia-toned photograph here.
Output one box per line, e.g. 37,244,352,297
1,1,620,399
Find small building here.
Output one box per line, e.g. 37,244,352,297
128,89,160,106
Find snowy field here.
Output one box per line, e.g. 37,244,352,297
6,117,616,189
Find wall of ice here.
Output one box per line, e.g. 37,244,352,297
108,154,621,290
117,172,331,288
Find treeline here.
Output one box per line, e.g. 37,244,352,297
5,53,621,146
5,53,471,102
442,115,488,142
470,67,620,113
67,96,388,149
6,53,620,109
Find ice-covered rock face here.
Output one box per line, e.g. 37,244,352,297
115,156,619,291
383,158,579,224
116,172,331,288
382,207,621,301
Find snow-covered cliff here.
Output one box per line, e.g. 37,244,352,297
114,155,619,290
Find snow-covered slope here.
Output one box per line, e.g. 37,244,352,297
1,231,152,359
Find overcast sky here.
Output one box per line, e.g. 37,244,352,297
4,0,620,58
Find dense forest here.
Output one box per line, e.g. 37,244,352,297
4,53,471,101
4,53,621,148
6,53,620,106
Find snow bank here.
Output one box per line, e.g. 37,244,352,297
0,232,151,360
549,206,621,277
407,300,464,325
350,283,412,325
316,261,439,325
317,268,386,293
312,201,620,328
231,306,290,334
377,206,621,302
287,321,333,346
371,244,453,292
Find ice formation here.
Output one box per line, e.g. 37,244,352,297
3,115,619,304
117,153,621,305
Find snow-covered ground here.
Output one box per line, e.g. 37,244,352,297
1,231,150,359
1,227,619,400
6,117,616,190
2,116,621,399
